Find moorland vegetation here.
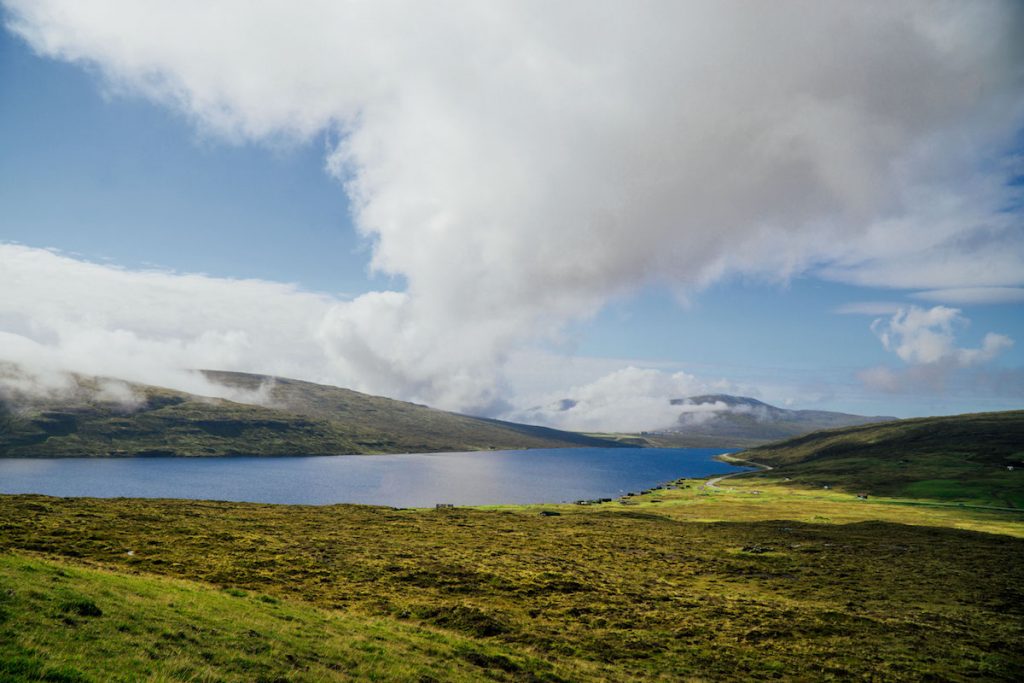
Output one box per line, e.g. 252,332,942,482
0,410,1022,681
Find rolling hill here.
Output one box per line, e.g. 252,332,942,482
741,409,1024,507
656,394,897,446
0,369,622,457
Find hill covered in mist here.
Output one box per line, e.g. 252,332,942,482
650,394,897,447
0,367,622,457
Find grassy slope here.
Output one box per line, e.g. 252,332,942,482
741,410,1024,507
0,553,583,683
0,370,620,457
1,493,1022,681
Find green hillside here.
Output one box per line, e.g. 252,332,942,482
0,552,576,683
743,410,1024,507
0,369,621,457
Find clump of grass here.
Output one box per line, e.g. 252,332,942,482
57,596,102,618
0,647,90,683
415,604,511,637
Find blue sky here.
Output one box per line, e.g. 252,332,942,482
0,30,369,294
1,3,1022,428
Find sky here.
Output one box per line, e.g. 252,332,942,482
1,1,1022,431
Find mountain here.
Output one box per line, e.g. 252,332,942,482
654,394,898,447
741,409,1024,507
0,369,622,457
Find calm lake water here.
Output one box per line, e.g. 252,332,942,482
0,447,742,507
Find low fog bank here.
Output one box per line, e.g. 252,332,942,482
0,361,279,415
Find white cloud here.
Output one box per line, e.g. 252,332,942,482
818,180,1024,291
674,400,752,428
508,366,744,433
911,287,1024,305
870,306,1012,367
0,244,341,401
0,244,752,426
835,302,905,316
0,359,78,401
2,1,1023,414
861,305,1015,394
92,379,146,410
958,334,1015,367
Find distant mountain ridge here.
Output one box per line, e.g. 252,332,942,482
0,368,623,457
656,394,897,447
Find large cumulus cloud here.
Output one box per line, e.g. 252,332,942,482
3,1,1023,412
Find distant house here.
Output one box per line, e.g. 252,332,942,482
435,503,455,510
856,493,869,500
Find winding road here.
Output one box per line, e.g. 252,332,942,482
704,454,773,490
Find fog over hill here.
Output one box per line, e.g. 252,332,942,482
656,394,897,447
0,366,622,457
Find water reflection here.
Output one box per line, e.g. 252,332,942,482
0,447,743,507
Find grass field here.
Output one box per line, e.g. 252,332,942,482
0,552,586,682
2,409,1023,680
1,485,1022,681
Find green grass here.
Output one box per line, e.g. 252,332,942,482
3,408,1024,679
1,493,1022,680
0,552,582,682
621,470,1024,538
741,410,1024,507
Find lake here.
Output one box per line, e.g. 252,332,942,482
0,447,742,507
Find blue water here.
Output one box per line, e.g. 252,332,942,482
0,447,742,507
